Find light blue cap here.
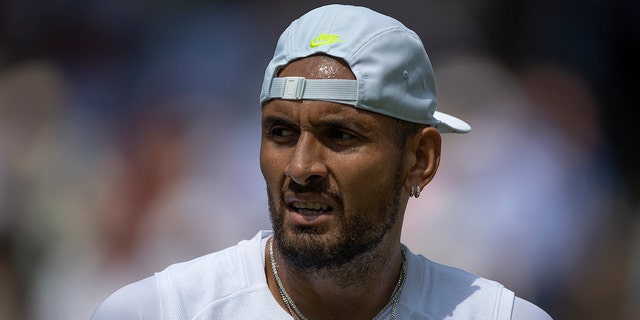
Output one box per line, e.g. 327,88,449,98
259,4,471,134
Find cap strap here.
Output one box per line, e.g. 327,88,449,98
268,77,358,104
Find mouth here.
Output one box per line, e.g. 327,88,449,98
290,201,332,215
284,196,336,226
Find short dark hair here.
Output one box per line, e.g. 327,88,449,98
392,119,427,150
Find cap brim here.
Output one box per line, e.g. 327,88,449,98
433,111,471,134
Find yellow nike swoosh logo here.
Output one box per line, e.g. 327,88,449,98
310,33,344,48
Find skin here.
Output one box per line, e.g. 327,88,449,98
260,55,442,320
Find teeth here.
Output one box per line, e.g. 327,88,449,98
292,202,329,211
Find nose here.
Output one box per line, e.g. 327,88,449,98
284,133,327,186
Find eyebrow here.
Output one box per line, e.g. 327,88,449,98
312,118,370,133
262,113,373,135
262,115,296,129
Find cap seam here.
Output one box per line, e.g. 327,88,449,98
347,27,417,62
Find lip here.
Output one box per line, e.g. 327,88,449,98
284,193,334,226
289,210,330,225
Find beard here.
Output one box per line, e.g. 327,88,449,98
267,164,404,272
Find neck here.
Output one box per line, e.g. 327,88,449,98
266,235,404,320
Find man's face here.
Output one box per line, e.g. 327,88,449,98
260,56,409,270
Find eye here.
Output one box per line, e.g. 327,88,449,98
327,129,356,140
323,128,362,151
269,126,298,143
272,126,296,137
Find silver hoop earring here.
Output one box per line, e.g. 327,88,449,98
409,185,415,197
415,185,421,198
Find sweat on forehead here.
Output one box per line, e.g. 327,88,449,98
277,55,355,80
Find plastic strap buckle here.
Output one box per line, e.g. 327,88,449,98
281,77,306,100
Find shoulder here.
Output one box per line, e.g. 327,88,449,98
408,250,501,296
91,231,271,320
90,276,159,319
403,248,552,319
513,297,553,320
156,231,268,292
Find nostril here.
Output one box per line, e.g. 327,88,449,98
284,160,327,186
285,170,323,186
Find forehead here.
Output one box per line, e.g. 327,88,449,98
264,55,401,133
268,55,355,119
277,55,355,80
263,97,377,129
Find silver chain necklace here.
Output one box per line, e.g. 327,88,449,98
269,238,407,320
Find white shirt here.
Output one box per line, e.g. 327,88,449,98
91,231,552,319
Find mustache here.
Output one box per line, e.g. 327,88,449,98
286,179,325,193
283,180,343,206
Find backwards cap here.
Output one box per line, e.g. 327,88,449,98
259,4,470,134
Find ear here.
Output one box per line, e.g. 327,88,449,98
404,127,441,197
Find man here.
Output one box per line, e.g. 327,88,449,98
91,4,552,319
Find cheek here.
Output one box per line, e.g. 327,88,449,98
260,144,286,188
335,154,400,203
259,154,275,186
